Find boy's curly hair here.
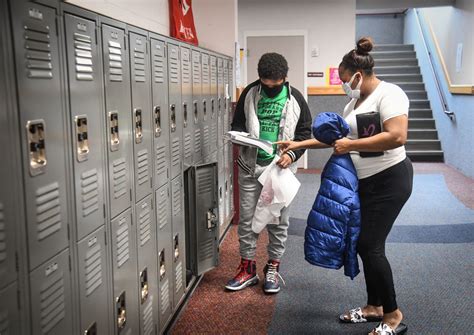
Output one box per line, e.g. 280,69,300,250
257,53,288,81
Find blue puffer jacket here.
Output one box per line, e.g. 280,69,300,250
304,112,361,279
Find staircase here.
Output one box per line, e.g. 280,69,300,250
372,44,444,162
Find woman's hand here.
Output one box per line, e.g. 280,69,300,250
275,140,300,154
333,138,353,155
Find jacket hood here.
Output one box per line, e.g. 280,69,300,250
312,112,350,145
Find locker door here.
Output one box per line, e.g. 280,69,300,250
77,226,110,334
0,282,21,335
150,36,170,190
129,30,153,203
10,1,70,271
154,185,173,332
110,209,139,335
171,176,186,309
101,23,133,219
181,45,194,168
184,163,219,276
223,58,229,145
167,42,183,179
135,195,158,335
201,52,211,159
209,55,218,157
29,249,73,335
191,49,203,164
217,57,224,151
64,14,106,241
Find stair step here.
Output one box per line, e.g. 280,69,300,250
409,109,433,118
406,150,444,162
410,99,431,108
375,58,419,67
374,65,420,75
406,90,428,99
373,44,414,52
378,74,423,82
371,51,417,59
409,118,436,129
395,82,425,90
408,129,439,140
406,139,441,151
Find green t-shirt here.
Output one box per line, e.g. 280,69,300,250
257,85,288,162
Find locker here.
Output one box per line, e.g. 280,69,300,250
0,282,21,335
180,45,194,168
101,20,133,219
10,1,70,270
225,143,235,225
209,54,218,156
135,195,158,335
167,42,183,179
217,146,225,231
29,249,73,335
154,185,173,332
129,29,153,203
217,57,225,151
184,163,219,276
171,176,186,308
110,208,139,335
64,12,106,241
200,52,211,159
77,226,110,334
191,48,203,164
149,34,170,190
223,58,230,144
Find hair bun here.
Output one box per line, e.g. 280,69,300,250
356,37,374,55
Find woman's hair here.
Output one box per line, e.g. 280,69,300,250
339,37,375,75
258,52,289,81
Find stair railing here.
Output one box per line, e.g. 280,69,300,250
414,9,454,120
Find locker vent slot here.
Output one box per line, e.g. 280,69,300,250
81,169,99,217
139,203,151,246
211,122,217,144
112,158,127,200
36,182,62,241
184,134,192,159
170,56,179,84
194,129,201,154
202,63,209,84
0,308,9,334
160,279,170,315
157,193,167,230
155,146,167,177
172,181,182,215
133,47,146,82
116,218,130,267
211,64,217,85
85,243,103,296
182,59,191,84
24,23,53,79
0,202,6,263
192,60,201,84
137,149,149,186
171,139,180,168
74,33,93,81
143,299,154,335
203,126,210,148
224,66,229,84
108,40,123,82
40,273,65,334
199,239,214,262
197,170,213,195
153,52,165,83
175,261,183,293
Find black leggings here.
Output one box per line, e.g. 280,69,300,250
357,157,413,313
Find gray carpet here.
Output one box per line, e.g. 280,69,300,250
268,173,474,334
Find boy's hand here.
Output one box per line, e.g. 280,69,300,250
277,154,293,169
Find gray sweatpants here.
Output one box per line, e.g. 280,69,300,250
238,164,291,261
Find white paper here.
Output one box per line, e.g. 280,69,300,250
226,131,274,155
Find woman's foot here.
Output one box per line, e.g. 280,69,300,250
368,309,404,335
340,305,383,323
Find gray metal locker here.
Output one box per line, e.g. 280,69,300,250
167,42,183,179
10,1,70,270
129,28,153,203
149,34,170,190
101,20,133,219
110,208,139,335
154,185,173,332
64,12,106,241
191,48,203,164
29,248,73,335
171,176,186,309
180,44,194,169
184,163,219,276
217,146,225,232
225,143,235,226
209,54,218,156
135,195,158,335
223,58,230,145
200,52,211,159
217,57,225,150
0,282,21,335
77,226,110,334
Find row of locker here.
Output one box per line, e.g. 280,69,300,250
0,0,235,334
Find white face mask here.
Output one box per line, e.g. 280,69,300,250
342,72,363,99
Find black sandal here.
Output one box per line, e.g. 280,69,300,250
370,322,408,335
339,307,383,323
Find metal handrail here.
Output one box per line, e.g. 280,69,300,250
414,9,454,120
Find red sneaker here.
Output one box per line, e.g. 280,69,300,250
225,258,259,291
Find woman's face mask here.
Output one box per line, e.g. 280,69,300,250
342,72,363,99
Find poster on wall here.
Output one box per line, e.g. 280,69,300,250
326,67,342,85
169,0,198,45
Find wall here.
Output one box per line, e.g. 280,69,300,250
404,9,474,178
356,0,454,11
356,14,404,44
238,0,356,87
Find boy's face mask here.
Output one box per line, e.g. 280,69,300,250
342,72,363,99
260,79,285,98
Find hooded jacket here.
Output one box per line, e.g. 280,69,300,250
305,112,361,279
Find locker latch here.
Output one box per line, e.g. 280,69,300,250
183,103,188,128
134,108,143,143
116,291,127,332
75,115,90,162
202,100,207,120
154,106,161,137
26,120,47,176
84,322,97,335
109,111,120,151
218,98,222,113
193,101,198,124
211,99,215,118
174,234,180,261
170,104,176,132
159,249,166,280
139,267,149,304
206,209,217,230
225,181,228,195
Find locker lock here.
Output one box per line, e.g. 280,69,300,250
75,115,90,162
116,292,127,332
174,234,180,261
170,104,176,132
183,102,188,128
193,101,198,124
154,106,161,137
134,109,143,143
206,209,217,230
26,120,47,176
84,322,97,335
140,268,149,304
159,249,166,280
109,111,120,151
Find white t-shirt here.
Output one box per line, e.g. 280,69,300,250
343,81,409,179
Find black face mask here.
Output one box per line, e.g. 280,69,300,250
261,82,285,98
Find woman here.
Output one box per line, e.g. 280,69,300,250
277,37,413,335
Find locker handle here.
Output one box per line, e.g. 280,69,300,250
159,249,166,280
218,97,222,113
206,209,217,230
74,115,90,162
84,322,97,335
134,108,143,143
26,120,47,176
116,291,127,331
183,102,188,128
154,106,161,137
193,101,198,124
202,100,207,120
140,268,149,304
109,111,120,151
170,104,176,132
211,98,215,118
174,234,180,261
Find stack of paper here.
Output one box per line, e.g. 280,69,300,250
226,131,274,155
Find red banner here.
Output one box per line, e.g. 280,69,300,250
169,0,199,45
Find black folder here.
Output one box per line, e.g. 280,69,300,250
356,111,384,157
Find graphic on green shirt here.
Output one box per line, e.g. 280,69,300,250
257,85,288,162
